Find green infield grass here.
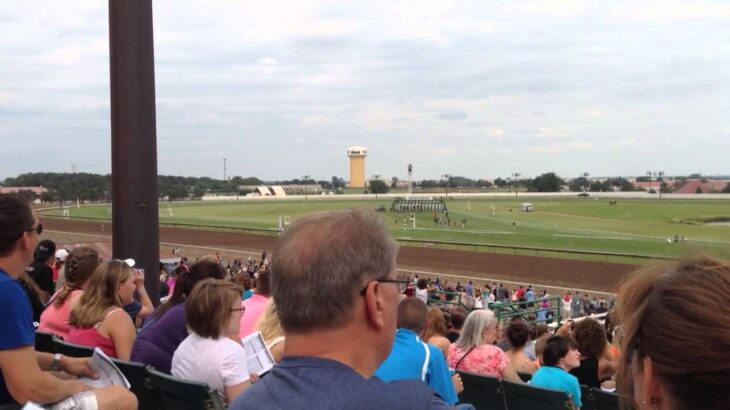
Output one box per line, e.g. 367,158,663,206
41,197,730,261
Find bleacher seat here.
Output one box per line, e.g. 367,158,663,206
147,368,224,410
581,385,597,410
52,337,95,358
111,358,157,410
457,371,507,410
591,388,620,410
502,379,575,410
35,331,55,353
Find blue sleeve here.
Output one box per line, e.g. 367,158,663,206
426,346,458,405
0,281,35,349
569,377,582,408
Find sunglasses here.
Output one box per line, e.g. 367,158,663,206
25,223,43,236
229,307,246,312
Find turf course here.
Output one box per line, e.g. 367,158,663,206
42,197,730,260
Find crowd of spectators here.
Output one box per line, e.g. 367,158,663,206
1,192,728,409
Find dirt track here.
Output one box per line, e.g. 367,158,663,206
42,218,637,292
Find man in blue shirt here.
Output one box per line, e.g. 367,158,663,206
0,194,136,409
376,298,460,405
530,335,582,409
229,209,453,410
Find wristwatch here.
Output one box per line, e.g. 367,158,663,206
51,353,62,372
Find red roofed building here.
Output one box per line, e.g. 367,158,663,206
675,179,730,194
0,186,49,195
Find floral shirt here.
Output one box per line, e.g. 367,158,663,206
447,343,510,378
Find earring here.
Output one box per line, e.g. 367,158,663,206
641,399,659,410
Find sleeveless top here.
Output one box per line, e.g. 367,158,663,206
38,289,84,339
569,356,600,388
67,308,123,358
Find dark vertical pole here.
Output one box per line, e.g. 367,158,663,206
109,0,160,304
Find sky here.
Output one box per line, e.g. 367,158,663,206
1,0,729,182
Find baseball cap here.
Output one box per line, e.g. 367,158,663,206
55,249,70,262
34,240,56,261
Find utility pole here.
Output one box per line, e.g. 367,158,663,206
302,175,310,201
512,172,521,198
373,174,381,199
582,172,590,195
223,158,227,181
442,174,451,198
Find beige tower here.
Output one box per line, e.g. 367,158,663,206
347,146,368,188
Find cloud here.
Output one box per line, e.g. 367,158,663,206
435,110,468,120
0,0,728,179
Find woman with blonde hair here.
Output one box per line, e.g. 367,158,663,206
255,300,285,362
422,307,451,357
617,258,730,410
172,279,251,405
446,309,522,383
39,246,99,339
67,260,137,360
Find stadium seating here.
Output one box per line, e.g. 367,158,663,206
457,371,508,410
52,337,95,358
580,384,621,410
35,331,55,354
111,358,157,410
147,368,224,410
502,378,575,410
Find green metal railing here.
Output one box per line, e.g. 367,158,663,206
491,296,563,327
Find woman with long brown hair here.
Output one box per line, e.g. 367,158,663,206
569,317,616,388
67,260,137,359
422,307,451,357
617,258,730,410
39,246,99,339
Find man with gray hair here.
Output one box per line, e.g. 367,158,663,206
230,208,452,409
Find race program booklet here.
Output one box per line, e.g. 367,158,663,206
241,331,275,376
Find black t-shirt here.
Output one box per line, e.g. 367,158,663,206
17,278,45,323
26,261,54,296
569,356,600,388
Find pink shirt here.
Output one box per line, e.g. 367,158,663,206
447,343,510,378
67,308,122,358
38,289,84,339
238,294,269,338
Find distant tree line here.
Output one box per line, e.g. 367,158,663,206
3,172,728,202
1,172,353,202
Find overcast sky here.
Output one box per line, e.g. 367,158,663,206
1,0,729,182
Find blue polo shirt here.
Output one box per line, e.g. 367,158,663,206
230,356,451,410
530,365,582,408
0,269,36,404
375,328,458,405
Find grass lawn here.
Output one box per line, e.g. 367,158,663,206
42,197,730,260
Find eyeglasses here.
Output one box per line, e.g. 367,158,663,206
360,277,411,295
26,223,43,235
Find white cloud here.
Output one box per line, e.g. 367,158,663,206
0,0,728,179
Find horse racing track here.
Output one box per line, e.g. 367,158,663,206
42,218,635,293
